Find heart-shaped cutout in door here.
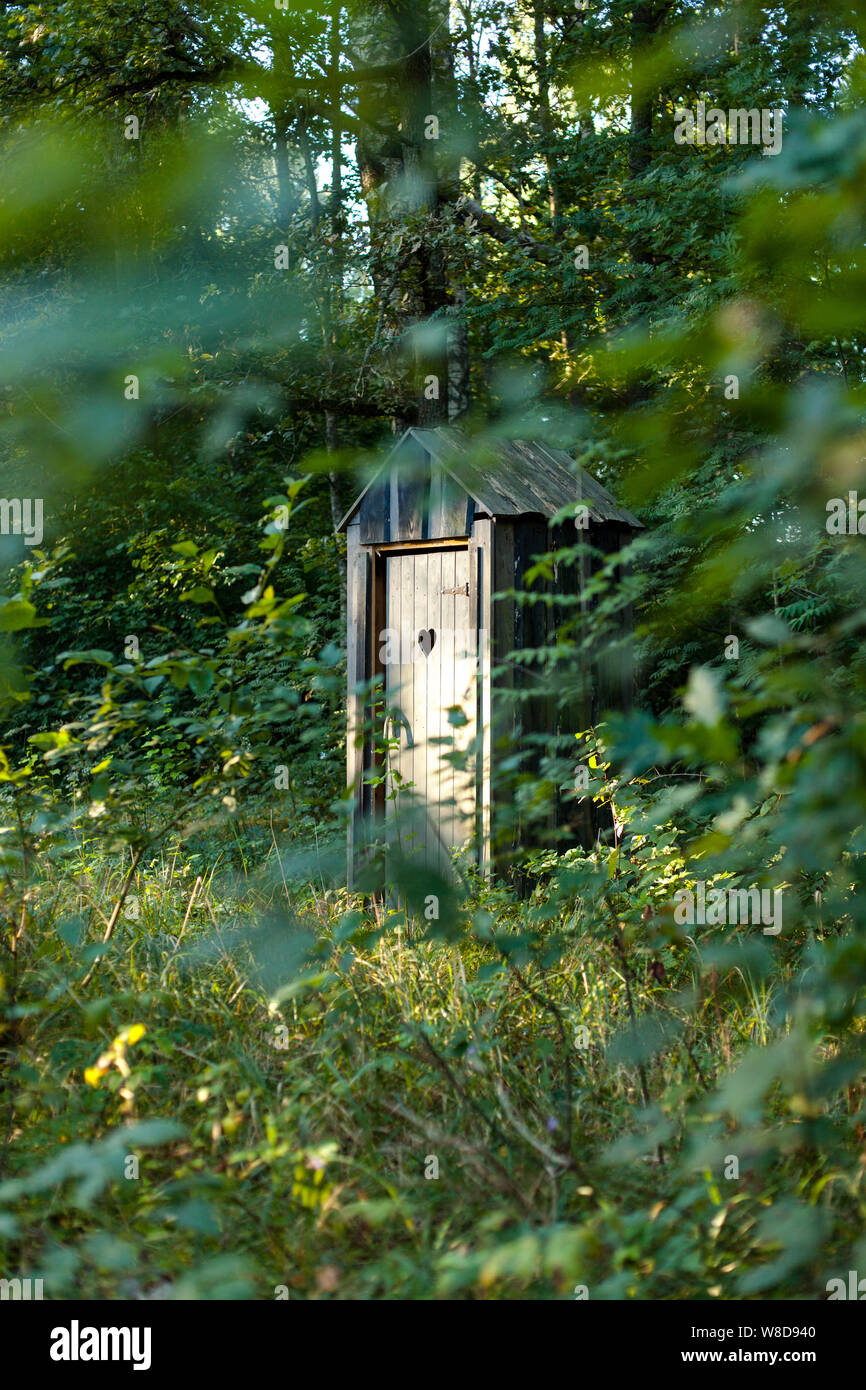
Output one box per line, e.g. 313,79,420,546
417,628,435,657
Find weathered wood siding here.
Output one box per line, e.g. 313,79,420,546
359,443,473,545
469,517,493,875
346,518,369,883
343,429,641,886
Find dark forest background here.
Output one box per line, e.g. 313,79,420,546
0,0,865,1301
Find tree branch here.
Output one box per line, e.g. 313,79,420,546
453,196,559,265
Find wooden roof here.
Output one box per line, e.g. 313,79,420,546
336,426,642,531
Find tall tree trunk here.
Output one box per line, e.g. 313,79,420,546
326,1,346,631
627,0,668,338
533,0,563,239
272,110,298,247
352,0,452,427
394,0,449,425
629,1,659,182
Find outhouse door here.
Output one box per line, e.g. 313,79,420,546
383,545,477,877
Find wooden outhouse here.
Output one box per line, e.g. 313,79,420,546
337,426,642,887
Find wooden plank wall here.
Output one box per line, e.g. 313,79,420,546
590,523,634,721
360,447,473,545
490,519,519,872
549,520,594,849
469,517,493,876
346,519,369,886
488,516,629,869
516,519,557,841
546,518,636,852
493,519,559,883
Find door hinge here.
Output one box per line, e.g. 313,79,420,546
441,583,470,596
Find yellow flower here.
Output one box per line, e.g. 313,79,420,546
84,1023,146,1089
112,1023,146,1051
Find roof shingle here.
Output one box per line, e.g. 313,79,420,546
337,426,643,531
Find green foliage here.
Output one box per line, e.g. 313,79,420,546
1,0,866,1302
